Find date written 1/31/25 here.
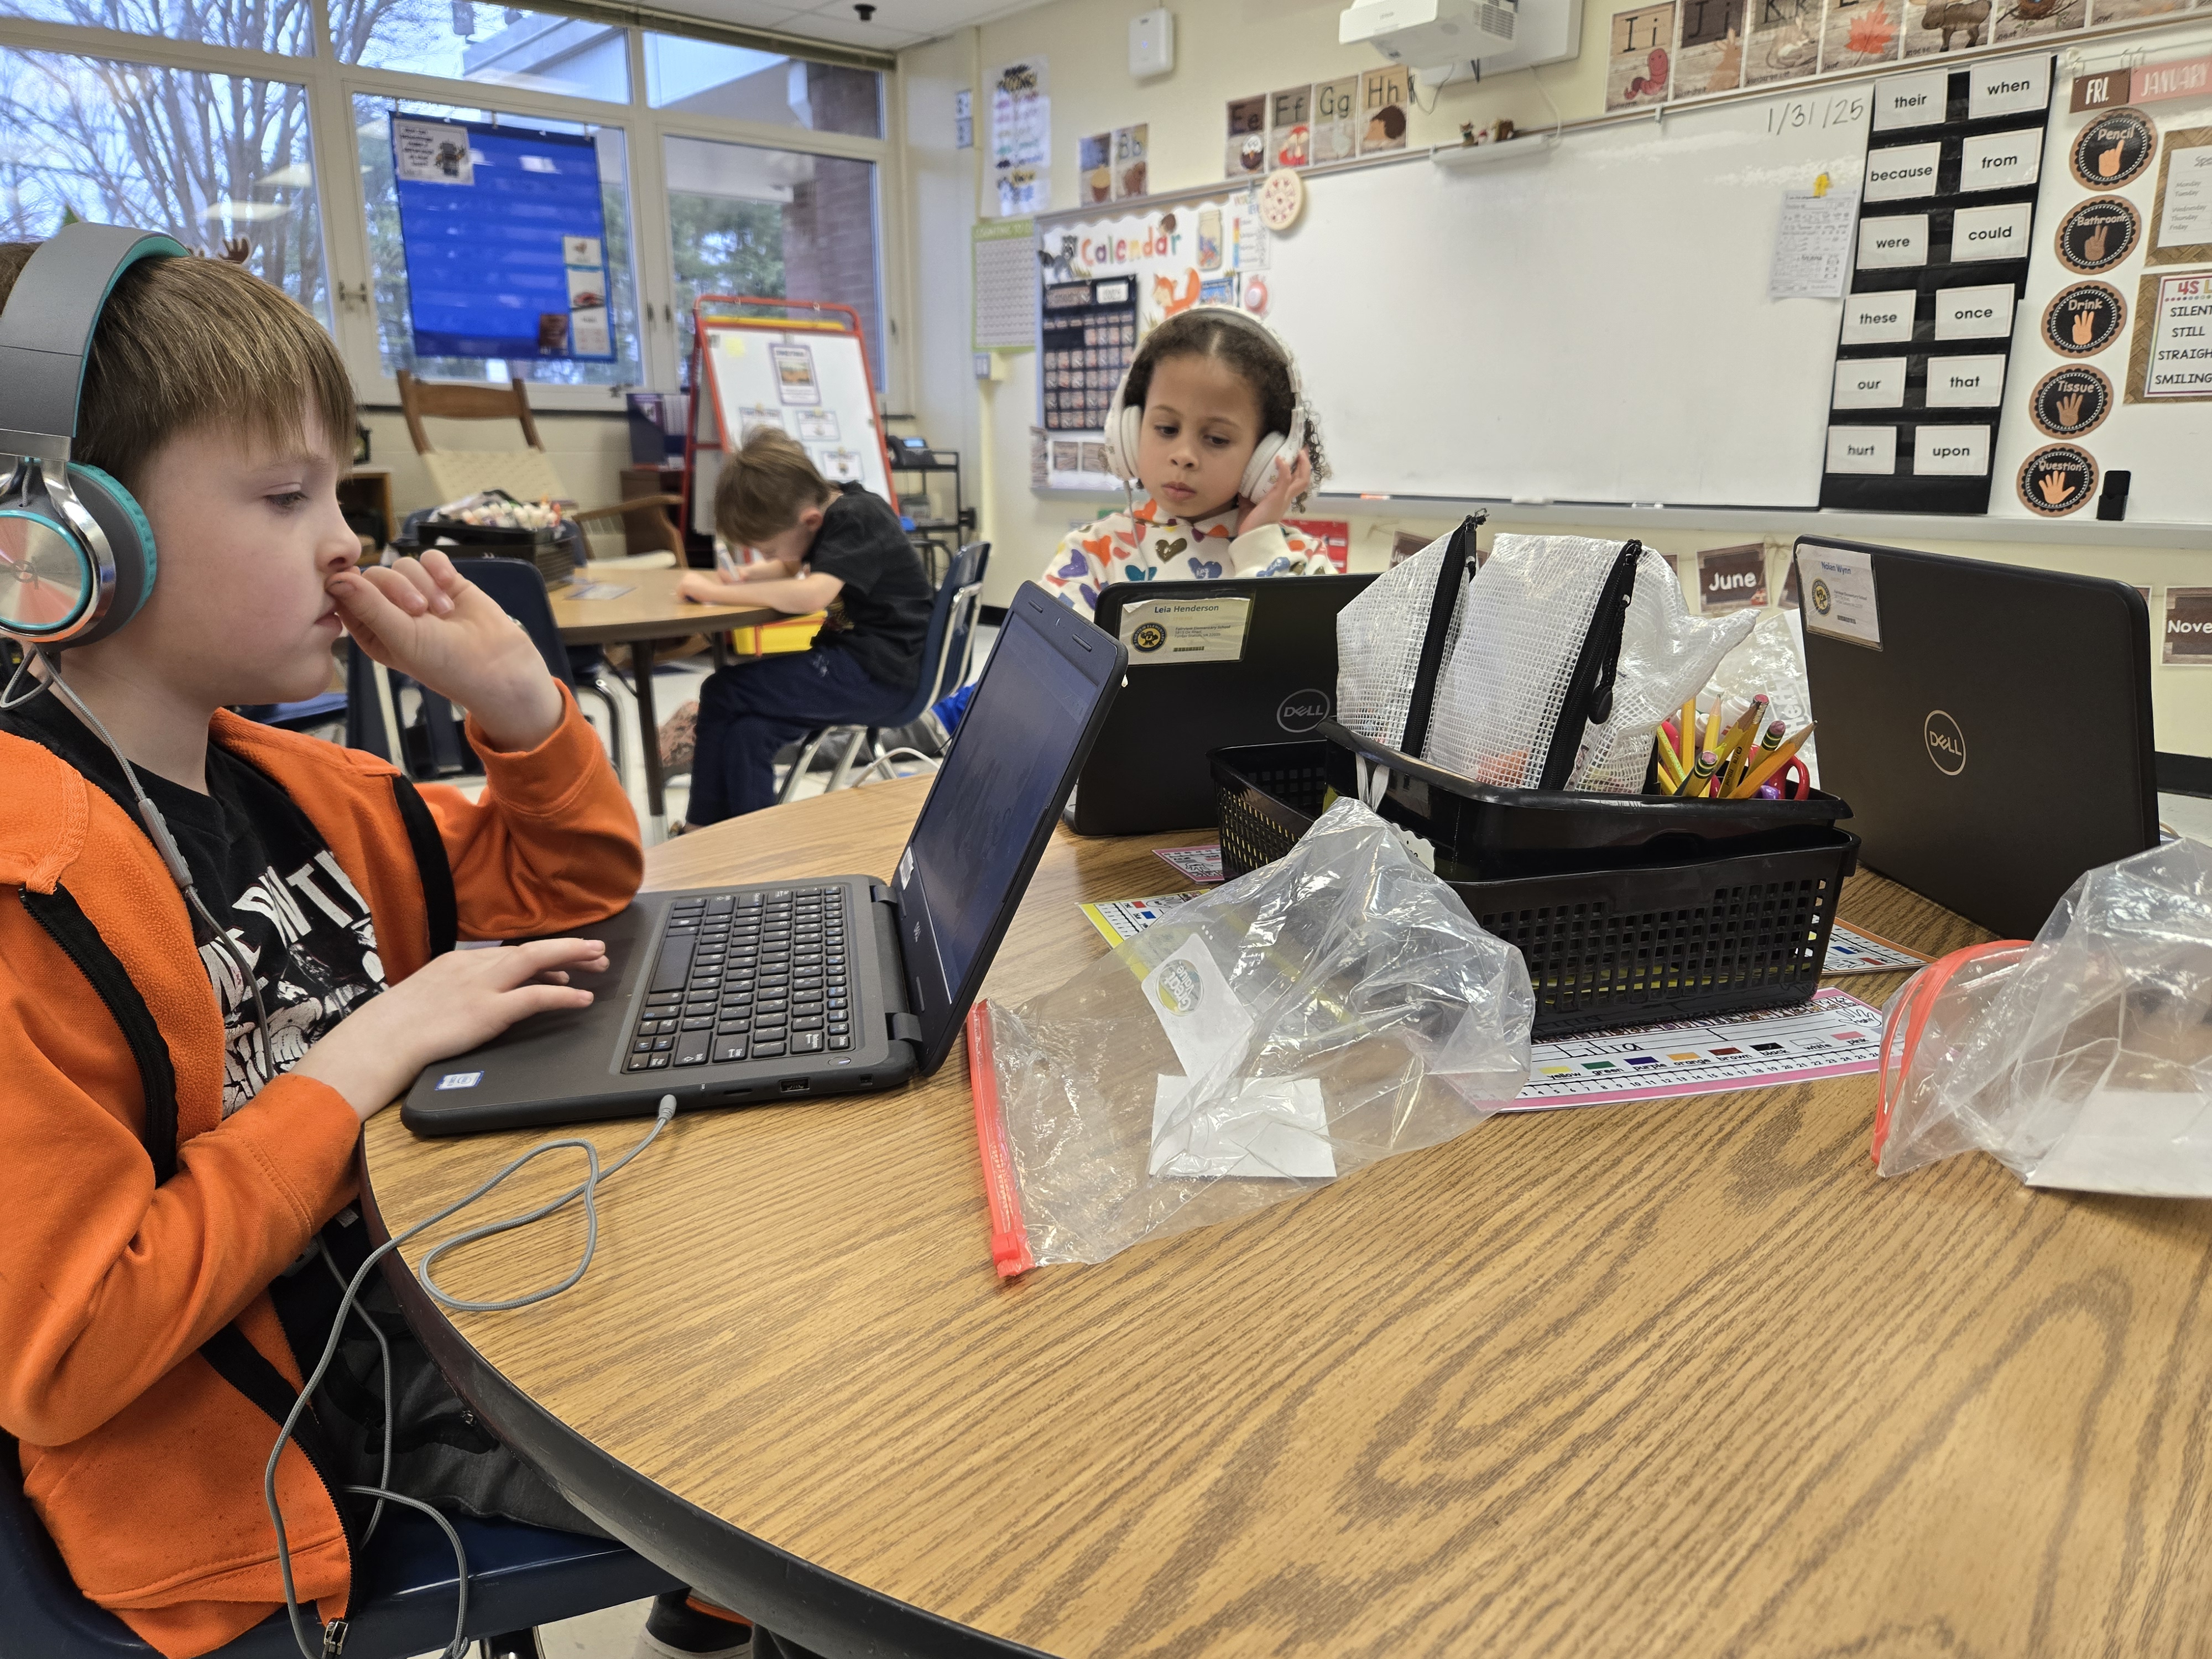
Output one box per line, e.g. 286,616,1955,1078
1767,92,1869,136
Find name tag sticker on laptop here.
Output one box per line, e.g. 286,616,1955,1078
1115,595,1253,664
1798,546,1883,649
436,1072,483,1091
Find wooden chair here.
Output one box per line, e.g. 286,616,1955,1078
395,371,685,562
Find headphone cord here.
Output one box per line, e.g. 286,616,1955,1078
268,1095,678,1659
27,652,276,1084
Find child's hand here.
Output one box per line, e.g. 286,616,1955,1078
1237,450,1313,536
328,551,565,753
677,570,730,604
293,937,611,1123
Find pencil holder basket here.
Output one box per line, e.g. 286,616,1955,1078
1211,733,1859,1039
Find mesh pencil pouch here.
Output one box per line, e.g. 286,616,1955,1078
1425,536,1757,794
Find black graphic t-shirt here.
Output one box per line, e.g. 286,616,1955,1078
1,690,385,1114
805,481,934,692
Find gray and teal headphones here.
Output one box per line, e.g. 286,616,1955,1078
0,222,187,648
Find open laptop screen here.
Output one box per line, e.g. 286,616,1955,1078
891,585,1124,1072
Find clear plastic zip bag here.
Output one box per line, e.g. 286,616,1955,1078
1874,838,2212,1196
970,799,1535,1274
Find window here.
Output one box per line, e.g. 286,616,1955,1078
644,35,880,138
333,0,630,104
664,134,882,385
0,47,327,317
0,0,306,54
356,94,642,386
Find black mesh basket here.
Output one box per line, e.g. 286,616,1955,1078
1211,740,1859,1038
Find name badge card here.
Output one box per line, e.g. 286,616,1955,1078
1799,545,1883,649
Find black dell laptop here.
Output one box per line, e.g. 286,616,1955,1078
1073,573,1376,836
401,582,1127,1135
1796,538,2158,941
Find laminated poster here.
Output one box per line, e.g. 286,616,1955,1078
1359,65,1410,154
1900,0,1986,58
1225,95,1267,180
770,344,820,407
1609,2,1677,109
393,117,473,185
2151,130,2212,265
1270,84,1313,169
1080,133,1112,205
1113,125,1149,201
990,59,1049,218
738,405,786,442
816,447,864,483
1746,0,1820,84
1818,0,1902,74
796,409,839,441
1675,0,1747,96
1991,0,2083,44
1312,76,1360,164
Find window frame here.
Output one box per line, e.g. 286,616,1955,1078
0,1,900,416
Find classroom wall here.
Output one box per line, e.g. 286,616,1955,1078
895,0,2212,756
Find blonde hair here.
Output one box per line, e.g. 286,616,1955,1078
0,242,354,492
714,426,834,547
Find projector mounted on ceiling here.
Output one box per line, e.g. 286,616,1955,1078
1339,0,1580,83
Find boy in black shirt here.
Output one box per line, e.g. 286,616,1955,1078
673,428,933,824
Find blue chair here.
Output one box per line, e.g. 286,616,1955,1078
345,559,589,782
0,1431,682,1659
775,542,990,802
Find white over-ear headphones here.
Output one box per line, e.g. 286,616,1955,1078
1100,305,1308,506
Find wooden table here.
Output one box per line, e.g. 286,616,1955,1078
361,783,2212,1657
549,567,774,838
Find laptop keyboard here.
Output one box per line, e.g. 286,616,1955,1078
624,886,852,1071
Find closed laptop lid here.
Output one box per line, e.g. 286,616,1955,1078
1795,537,2158,940
889,582,1126,1073
1078,573,1376,834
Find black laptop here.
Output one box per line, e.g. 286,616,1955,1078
1073,573,1376,836
401,582,1127,1135
1796,538,2158,941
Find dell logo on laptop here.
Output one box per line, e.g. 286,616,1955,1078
1924,709,1966,776
1277,688,1331,733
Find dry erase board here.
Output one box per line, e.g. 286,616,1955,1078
1265,87,1874,509
693,320,894,538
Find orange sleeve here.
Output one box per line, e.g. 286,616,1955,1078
418,685,645,941
0,928,361,1447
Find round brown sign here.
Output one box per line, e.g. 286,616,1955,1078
2018,444,2099,517
2055,196,2141,275
2070,106,2157,189
2042,281,2126,356
2029,365,2112,437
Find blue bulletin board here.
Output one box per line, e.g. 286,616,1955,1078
389,114,615,362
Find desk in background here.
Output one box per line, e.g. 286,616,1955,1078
550,566,773,839
362,780,2212,1656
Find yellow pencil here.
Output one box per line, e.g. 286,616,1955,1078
1700,702,1722,761
1733,722,1814,797
1720,696,1770,792
1726,720,1786,797
1718,694,1768,760
1674,748,1719,797
1677,698,1698,770
1655,747,1683,791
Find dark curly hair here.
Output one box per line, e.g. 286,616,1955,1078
1122,307,1329,502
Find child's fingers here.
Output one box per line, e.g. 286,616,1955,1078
420,547,466,599
498,938,609,984
390,556,457,616
327,569,419,653
350,562,435,617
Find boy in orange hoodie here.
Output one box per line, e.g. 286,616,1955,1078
0,238,655,1656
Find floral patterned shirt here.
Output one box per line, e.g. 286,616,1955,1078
1038,495,1335,621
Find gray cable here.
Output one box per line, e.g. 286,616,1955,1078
320,1241,393,1545
267,1095,677,1659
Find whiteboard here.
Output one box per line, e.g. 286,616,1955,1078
1267,90,1873,509
694,322,893,539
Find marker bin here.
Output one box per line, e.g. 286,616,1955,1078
1209,722,1860,1039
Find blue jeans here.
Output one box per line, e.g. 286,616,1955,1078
687,648,915,825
